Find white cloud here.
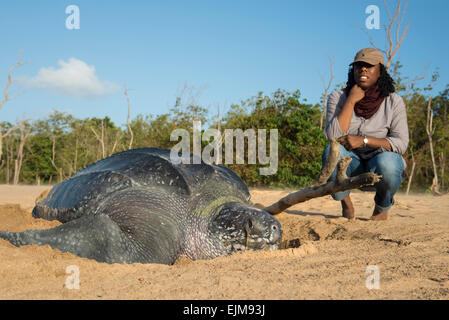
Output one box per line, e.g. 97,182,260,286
17,58,119,98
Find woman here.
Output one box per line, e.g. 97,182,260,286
323,48,409,220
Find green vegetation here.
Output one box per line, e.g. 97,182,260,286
1,80,448,193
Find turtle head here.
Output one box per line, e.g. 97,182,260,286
210,202,282,254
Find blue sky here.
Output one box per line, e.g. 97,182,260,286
0,0,448,127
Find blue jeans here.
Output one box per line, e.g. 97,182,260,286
321,144,404,212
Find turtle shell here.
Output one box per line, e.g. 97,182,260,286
35,148,252,222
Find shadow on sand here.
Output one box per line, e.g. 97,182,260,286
283,209,371,221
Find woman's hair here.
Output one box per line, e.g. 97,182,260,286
344,63,395,97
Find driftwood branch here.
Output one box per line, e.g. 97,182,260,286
263,139,382,215
311,138,339,186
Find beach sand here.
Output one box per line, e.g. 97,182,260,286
0,184,448,299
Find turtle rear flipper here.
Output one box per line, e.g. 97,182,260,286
0,214,164,264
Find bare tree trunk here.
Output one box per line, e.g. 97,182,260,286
319,56,334,130
13,127,31,185
215,103,223,165
0,119,31,168
91,120,106,159
5,137,11,184
406,152,416,196
124,84,134,150
263,139,381,215
425,97,441,195
74,137,78,173
13,159,19,185
0,124,3,169
0,130,3,173
50,135,64,183
60,155,74,178
109,130,123,157
440,152,445,191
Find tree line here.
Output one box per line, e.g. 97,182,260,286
1,72,448,193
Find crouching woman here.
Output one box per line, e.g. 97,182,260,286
323,48,409,220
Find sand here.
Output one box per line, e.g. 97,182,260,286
0,184,448,300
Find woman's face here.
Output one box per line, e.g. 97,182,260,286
353,62,381,90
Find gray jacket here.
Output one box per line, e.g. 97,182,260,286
325,90,409,159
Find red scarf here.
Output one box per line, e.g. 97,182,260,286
346,85,385,119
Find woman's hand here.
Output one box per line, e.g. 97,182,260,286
347,84,365,104
337,85,366,133
337,135,364,150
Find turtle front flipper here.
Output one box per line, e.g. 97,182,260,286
0,214,158,264
33,171,135,223
32,205,82,223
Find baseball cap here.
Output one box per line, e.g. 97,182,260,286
349,48,385,66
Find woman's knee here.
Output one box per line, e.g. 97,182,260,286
374,152,403,173
371,152,404,186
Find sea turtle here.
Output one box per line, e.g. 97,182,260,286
0,148,282,265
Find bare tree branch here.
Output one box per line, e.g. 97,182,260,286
353,25,385,54
0,52,29,173
355,0,411,72
383,0,410,71
1,118,32,139
0,52,26,112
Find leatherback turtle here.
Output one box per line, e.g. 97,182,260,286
0,148,282,264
